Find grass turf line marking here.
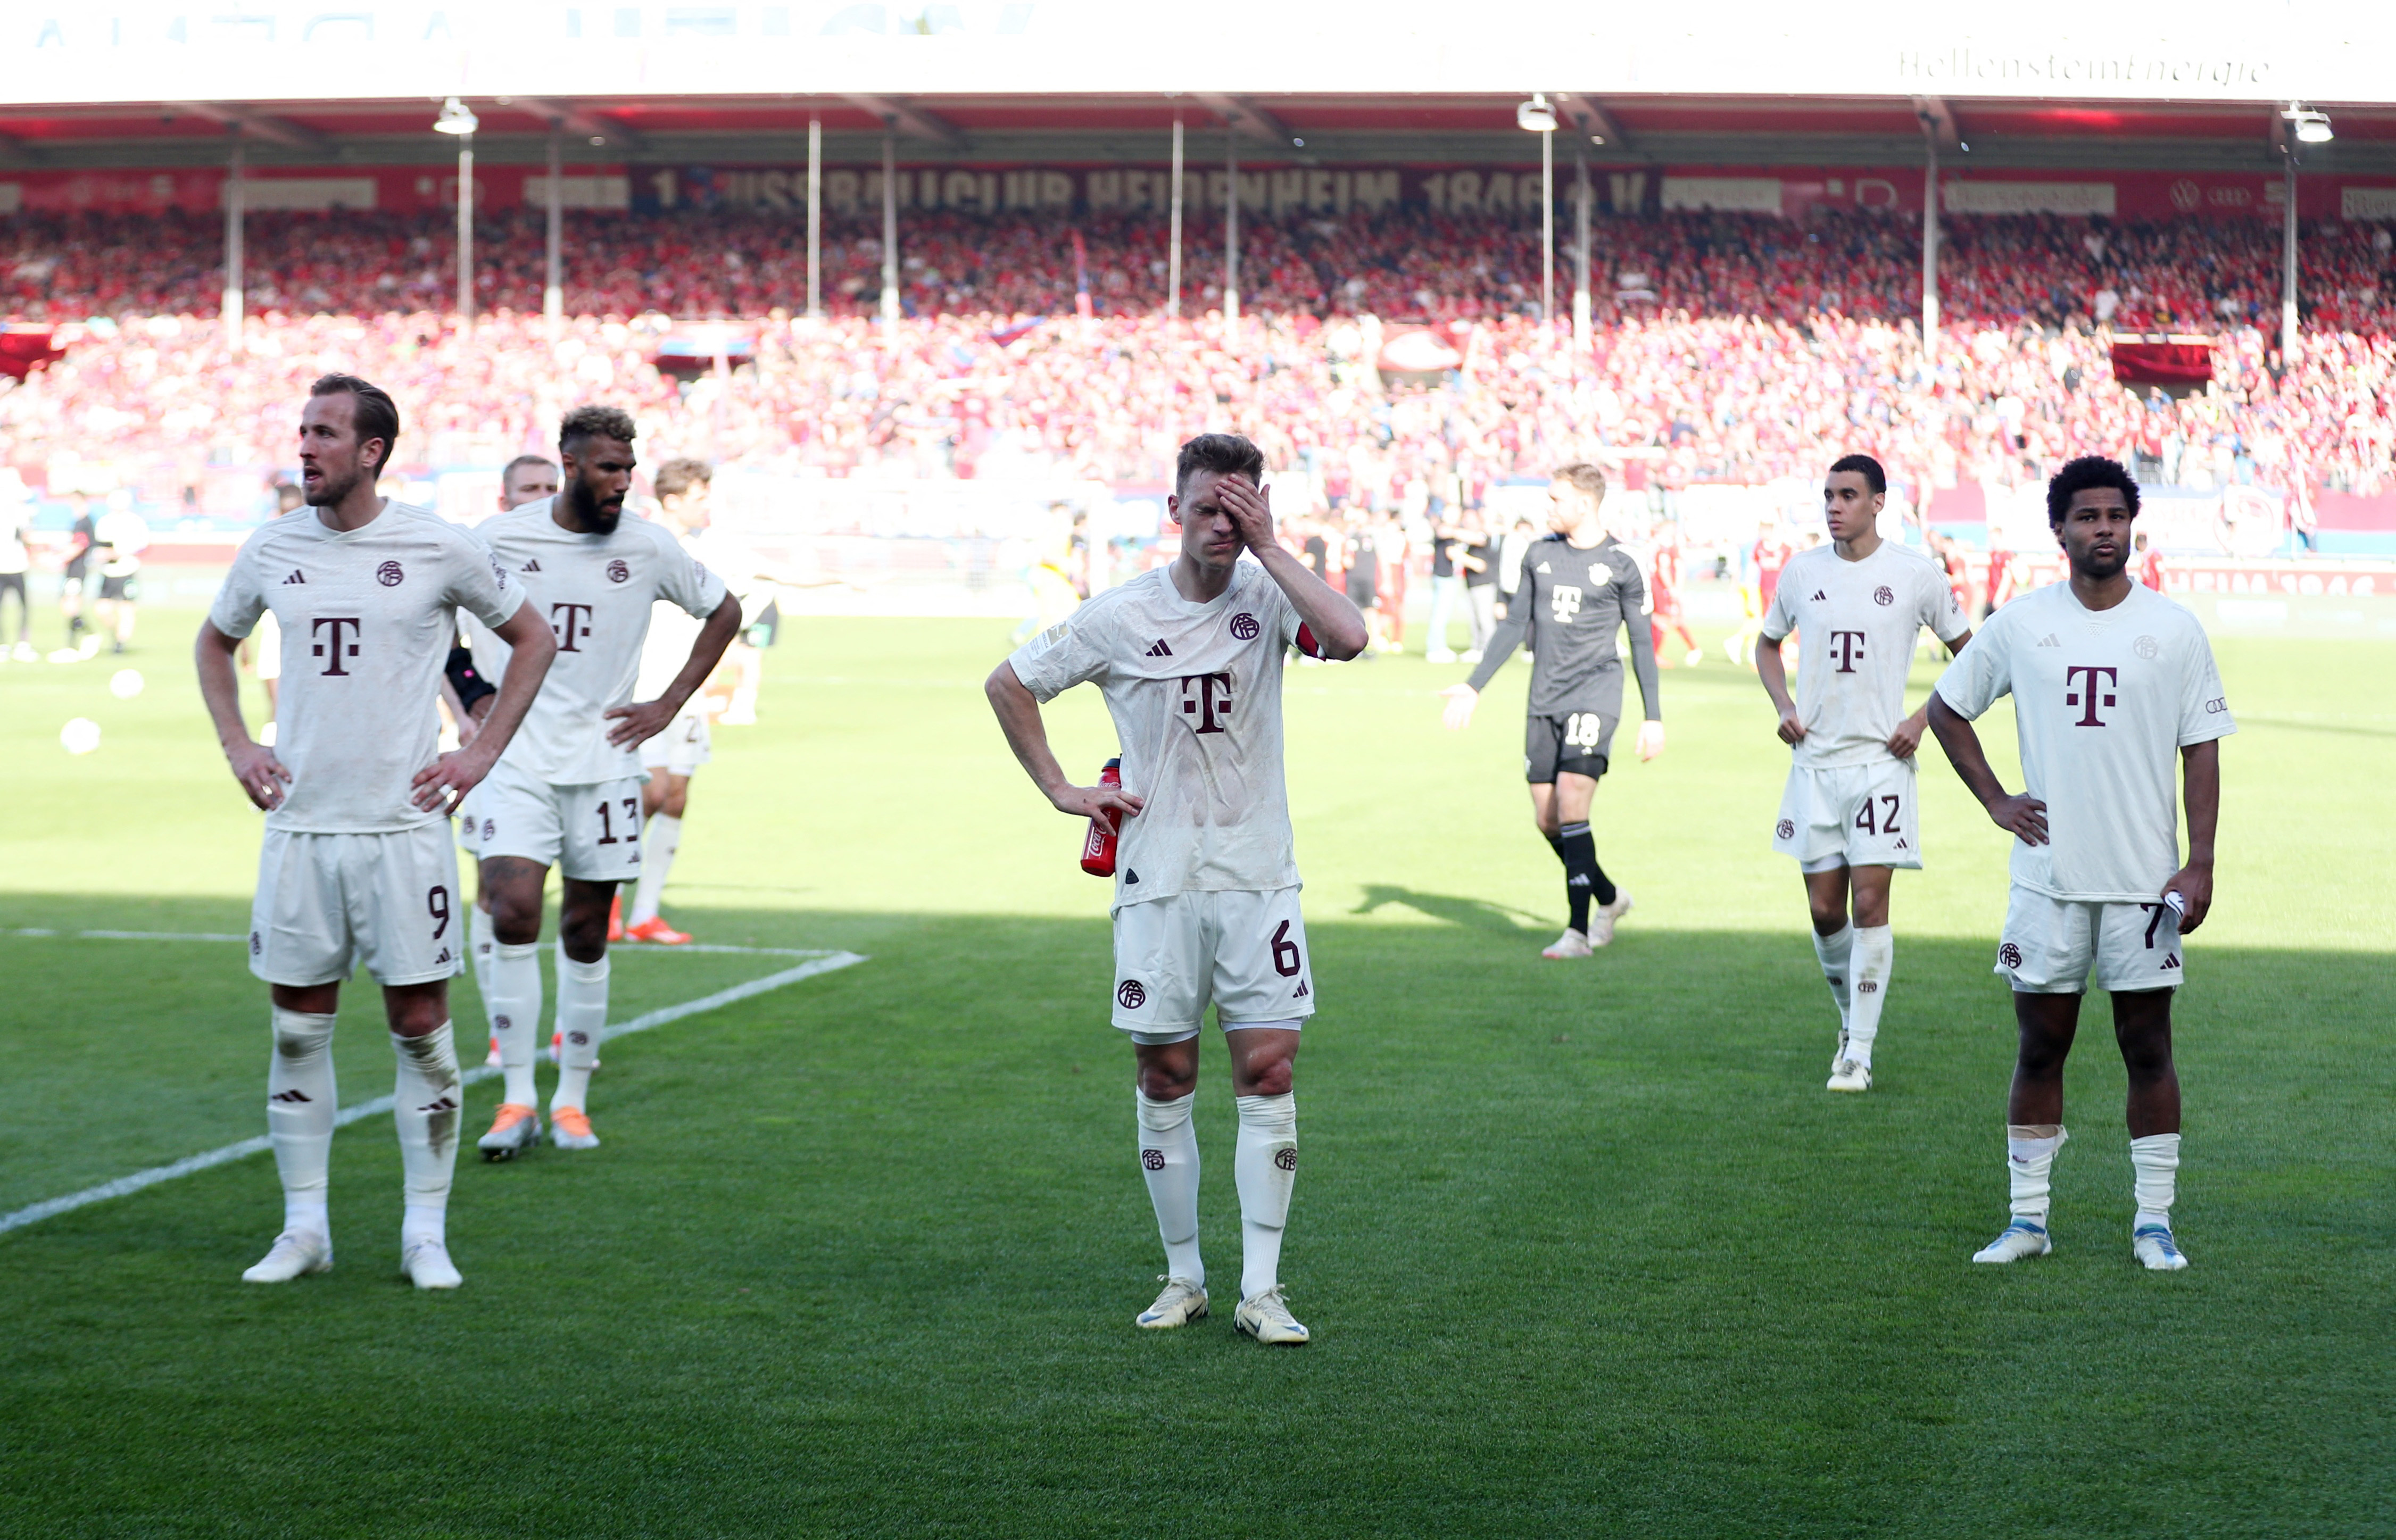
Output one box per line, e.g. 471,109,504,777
3,928,834,958
0,950,867,1237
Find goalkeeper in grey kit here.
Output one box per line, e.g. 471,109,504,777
1440,463,1664,956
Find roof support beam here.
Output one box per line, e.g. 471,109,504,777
1911,95,1962,153
1196,94,1291,144
167,102,325,151
515,98,645,153
1554,93,1631,152
840,95,962,148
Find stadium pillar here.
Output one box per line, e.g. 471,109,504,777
221,129,245,356
1920,142,1940,361
807,116,823,321
1224,130,1240,328
457,132,476,331
1167,112,1184,321
1572,148,1591,359
880,121,901,329
1540,123,1555,331
2282,157,2300,360
544,122,564,331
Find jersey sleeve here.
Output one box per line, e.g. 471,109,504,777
205,537,269,640
442,529,525,631
1759,564,1798,641
660,534,731,621
2176,625,2237,747
1006,601,1112,703
1933,607,2012,719
1925,564,1971,644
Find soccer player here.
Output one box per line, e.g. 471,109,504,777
0,477,32,660
56,498,96,659
1755,455,1973,1092
466,409,739,1160
985,433,1366,1346
1438,464,1664,958
194,373,559,1289
92,500,148,655
1926,456,2232,1271
1646,535,1703,668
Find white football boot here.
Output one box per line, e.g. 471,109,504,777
1541,928,1594,960
403,1238,463,1290
1135,1276,1209,1330
1971,1218,2053,1264
2132,1224,2190,1272
1232,1287,1310,1345
242,1230,333,1283
1829,1028,1851,1076
1826,1057,1872,1093
1589,888,1635,946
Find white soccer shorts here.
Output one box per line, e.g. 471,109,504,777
250,823,465,987
639,706,712,777
1772,759,1923,873
471,757,646,883
1110,887,1316,1040
452,785,483,858
1996,885,2184,994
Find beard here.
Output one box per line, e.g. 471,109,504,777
2068,539,2130,582
303,462,367,507
568,476,623,534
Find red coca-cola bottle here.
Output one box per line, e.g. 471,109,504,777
1080,756,1123,877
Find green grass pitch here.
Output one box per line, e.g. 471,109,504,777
1,607,2389,1537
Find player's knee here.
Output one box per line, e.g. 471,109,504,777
558,914,610,964
386,993,447,1037
1137,1062,1196,1101
1244,1058,1295,1098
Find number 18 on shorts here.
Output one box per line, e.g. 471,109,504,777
1772,760,1922,872
1110,888,1315,1037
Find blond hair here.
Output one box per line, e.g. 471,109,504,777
1552,462,1607,503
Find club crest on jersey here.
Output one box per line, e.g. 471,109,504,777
1229,612,1261,641
376,561,404,587
1873,585,1894,606
1997,942,2024,969
1117,979,1147,1010
607,559,631,584
2134,635,2160,660
1776,818,1796,840
1590,563,1612,586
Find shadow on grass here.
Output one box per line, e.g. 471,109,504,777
1349,883,1548,933
0,894,2390,1538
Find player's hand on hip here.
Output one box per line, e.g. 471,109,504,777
1050,781,1143,824
604,698,676,749
1438,683,1479,730
2161,864,2212,934
1776,710,1807,747
1884,718,1924,759
1988,792,2049,845
411,747,493,812
226,740,292,811
1637,720,1665,761
1215,476,1276,551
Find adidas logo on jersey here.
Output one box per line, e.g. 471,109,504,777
1145,640,1172,657
1124,868,1140,884
1294,980,1309,997
282,570,305,584
1810,589,1827,601
2038,633,2061,647
2161,954,2181,969
521,559,542,573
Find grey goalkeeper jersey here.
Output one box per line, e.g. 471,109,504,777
1465,534,1662,721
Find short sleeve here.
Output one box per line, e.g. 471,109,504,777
443,530,525,631
206,539,269,640
1934,609,2012,719
2176,626,2237,746
661,535,729,621
1926,566,1972,643
1006,604,1111,703
1759,569,1798,641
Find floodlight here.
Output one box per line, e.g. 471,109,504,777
2283,104,2333,144
434,96,480,136
1516,94,1556,134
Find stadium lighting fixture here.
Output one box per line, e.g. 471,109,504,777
2282,104,2333,144
433,96,479,136
1516,94,1557,134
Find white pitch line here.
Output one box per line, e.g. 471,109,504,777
3,928,834,958
0,950,867,1237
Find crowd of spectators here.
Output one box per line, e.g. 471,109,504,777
6,206,2394,334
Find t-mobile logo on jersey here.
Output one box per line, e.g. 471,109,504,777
310,615,362,675
2065,664,2120,726
1179,672,1233,734
550,601,596,652
1826,629,1866,672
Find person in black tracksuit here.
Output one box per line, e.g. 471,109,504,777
1439,464,1664,956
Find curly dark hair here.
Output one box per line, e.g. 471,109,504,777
558,404,639,454
2046,455,2141,526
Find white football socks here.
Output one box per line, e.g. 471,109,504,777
552,940,609,1113
2007,1123,2068,1225
2131,1132,2181,1231
391,1022,461,1248
1811,923,1854,1032
1135,1089,1204,1287
467,901,496,1008
628,814,681,927
488,940,544,1108
266,1007,337,1239
1233,1092,1298,1302
1845,925,1893,1067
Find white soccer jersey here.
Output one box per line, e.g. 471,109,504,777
1934,581,2234,902
206,501,523,834
1007,561,1312,908
1763,541,1970,769
636,523,714,699
466,499,727,786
